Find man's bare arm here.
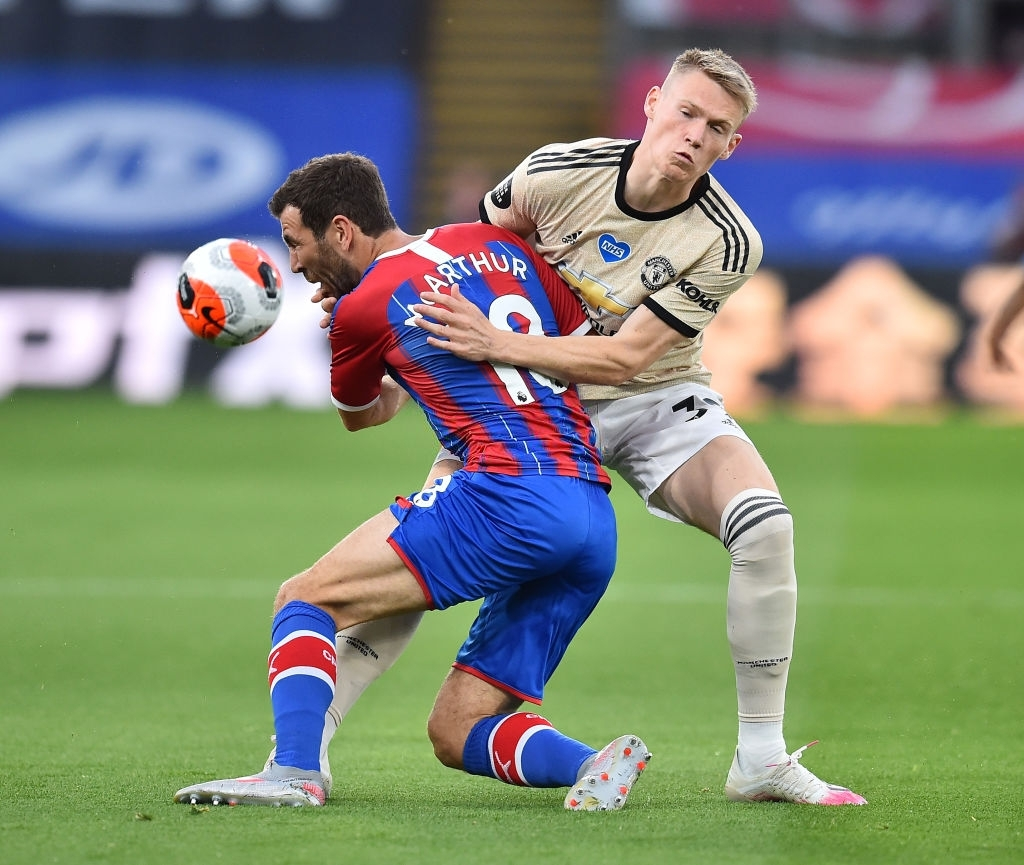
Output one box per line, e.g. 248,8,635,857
412,286,683,386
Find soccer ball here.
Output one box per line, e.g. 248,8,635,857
177,238,284,346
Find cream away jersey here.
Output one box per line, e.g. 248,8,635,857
479,137,763,401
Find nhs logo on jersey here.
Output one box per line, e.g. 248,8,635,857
598,233,631,263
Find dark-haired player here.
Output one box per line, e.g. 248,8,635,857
173,152,649,811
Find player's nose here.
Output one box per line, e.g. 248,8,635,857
685,125,704,148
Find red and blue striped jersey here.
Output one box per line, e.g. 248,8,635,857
329,223,609,486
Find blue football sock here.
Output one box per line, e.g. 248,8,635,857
267,600,337,773
462,713,596,787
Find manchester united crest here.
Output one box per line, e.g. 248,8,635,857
640,256,676,292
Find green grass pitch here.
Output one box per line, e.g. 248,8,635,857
1,390,1022,864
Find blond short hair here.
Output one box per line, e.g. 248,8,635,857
669,48,758,121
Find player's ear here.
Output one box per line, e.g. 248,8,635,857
643,86,660,121
329,214,355,249
721,132,742,160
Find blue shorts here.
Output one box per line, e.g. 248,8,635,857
388,471,616,704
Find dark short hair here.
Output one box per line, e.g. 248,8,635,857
268,153,398,239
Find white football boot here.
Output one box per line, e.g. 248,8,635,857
174,763,326,807
725,741,867,805
564,734,651,811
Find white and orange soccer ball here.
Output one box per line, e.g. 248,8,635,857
177,237,284,347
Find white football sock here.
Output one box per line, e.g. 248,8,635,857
332,610,425,717
737,720,785,774
720,488,796,769
318,611,425,763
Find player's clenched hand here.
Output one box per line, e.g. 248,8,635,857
310,283,340,329
412,286,499,362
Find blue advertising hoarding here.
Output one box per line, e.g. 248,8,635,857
713,153,1022,267
0,64,417,250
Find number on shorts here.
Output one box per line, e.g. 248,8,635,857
671,394,709,422
410,474,453,508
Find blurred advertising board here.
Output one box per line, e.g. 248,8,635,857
3,247,1024,419
0,240,335,408
616,56,1024,267
0,1,427,66
0,64,417,250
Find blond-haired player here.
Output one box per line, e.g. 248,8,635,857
295,48,866,806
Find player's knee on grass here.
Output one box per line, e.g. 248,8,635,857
426,705,468,770
427,670,523,770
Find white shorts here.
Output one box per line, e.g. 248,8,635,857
583,382,753,523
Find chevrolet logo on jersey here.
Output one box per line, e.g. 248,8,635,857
557,262,632,321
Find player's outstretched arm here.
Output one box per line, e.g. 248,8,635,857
412,286,681,386
988,276,1024,371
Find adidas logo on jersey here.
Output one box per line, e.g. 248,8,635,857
489,175,513,209
561,231,582,245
